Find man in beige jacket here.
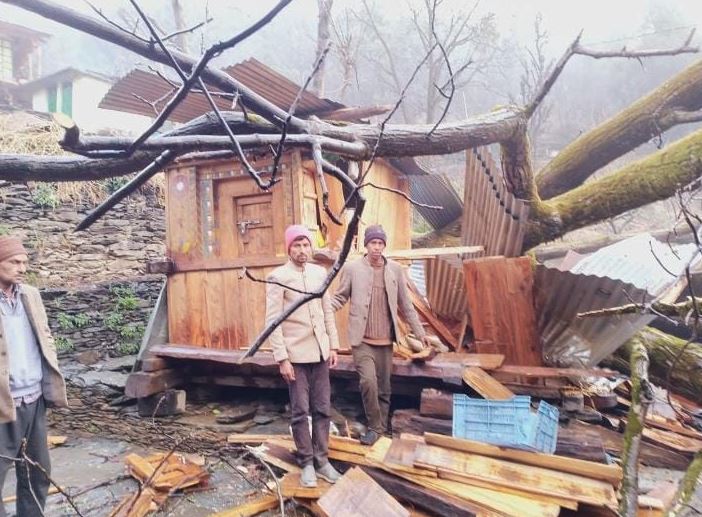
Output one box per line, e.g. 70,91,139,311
332,225,429,445
265,225,341,488
0,235,67,516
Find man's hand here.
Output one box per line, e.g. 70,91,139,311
421,336,433,349
329,350,338,368
279,359,296,383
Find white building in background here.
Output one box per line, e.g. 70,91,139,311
0,18,154,135
19,67,153,135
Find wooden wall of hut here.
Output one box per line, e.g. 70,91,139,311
164,151,412,352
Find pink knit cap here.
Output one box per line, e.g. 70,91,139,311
0,236,28,262
284,225,313,251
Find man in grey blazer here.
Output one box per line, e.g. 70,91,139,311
332,225,429,445
0,235,67,516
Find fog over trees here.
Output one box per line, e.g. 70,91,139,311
2,0,702,242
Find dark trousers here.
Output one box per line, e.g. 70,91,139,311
0,397,51,517
352,343,393,434
288,360,331,468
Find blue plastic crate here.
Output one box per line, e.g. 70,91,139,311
452,394,559,454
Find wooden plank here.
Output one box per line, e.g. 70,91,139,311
166,272,189,345
204,270,230,349
365,450,561,517
409,289,458,350
280,473,332,499
566,421,691,470
425,433,622,486
3,486,59,503
329,436,372,456
383,246,484,260
644,415,702,440
184,271,210,347
459,353,505,369
642,426,702,454
317,466,409,517
435,468,578,511
461,366,514,400
413,443,618,508
210,494,280,517
493,365,619,378
463,257,542,366
362,467,481,517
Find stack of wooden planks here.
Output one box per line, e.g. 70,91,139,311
214,432,641,517
109,452,209,517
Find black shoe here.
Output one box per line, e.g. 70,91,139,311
359,430,380,445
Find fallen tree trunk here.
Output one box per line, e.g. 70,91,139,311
525,127,702,248
605,327,702,402
536,57,702,199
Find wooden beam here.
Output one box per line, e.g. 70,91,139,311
125,369,184,398
424,433,623,486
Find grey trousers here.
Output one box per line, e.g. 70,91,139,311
352,343,393,434
288,360,331,468
0,397,51,517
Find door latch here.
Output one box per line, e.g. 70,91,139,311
237,219,261,235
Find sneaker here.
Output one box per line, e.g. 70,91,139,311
300,464,317,488
359,429,380,445
316,462,341,484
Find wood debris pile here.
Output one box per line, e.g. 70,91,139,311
109,452,209,517
215,432,633,516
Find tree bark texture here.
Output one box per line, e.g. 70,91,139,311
609,327,702,403
537,58,702,199
618,341,652,517
666,450,702,516
525,127,702,248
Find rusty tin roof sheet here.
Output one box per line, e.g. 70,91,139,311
99,58,344,123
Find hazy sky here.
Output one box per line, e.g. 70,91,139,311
3,0,701,61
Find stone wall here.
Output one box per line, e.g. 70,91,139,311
42,276,164,361
0,183,166,287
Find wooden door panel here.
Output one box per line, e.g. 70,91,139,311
235,194,274,255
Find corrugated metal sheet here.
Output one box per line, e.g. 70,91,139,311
99,58,344,123
534,265,654,367
569,233,700,296
461,147,529,257
409,174,463,230
388,157,463,231
409,261,427,297
424,253,480,321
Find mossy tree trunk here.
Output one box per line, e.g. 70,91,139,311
536,58,702,200
523,128,702,249
619,341,653,517
666,450,702,516
607,327,702,402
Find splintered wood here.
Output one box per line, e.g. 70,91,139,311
109,452,208,517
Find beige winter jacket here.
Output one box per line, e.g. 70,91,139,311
265,261,340,364
0,284,68,423
331,256,425,348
